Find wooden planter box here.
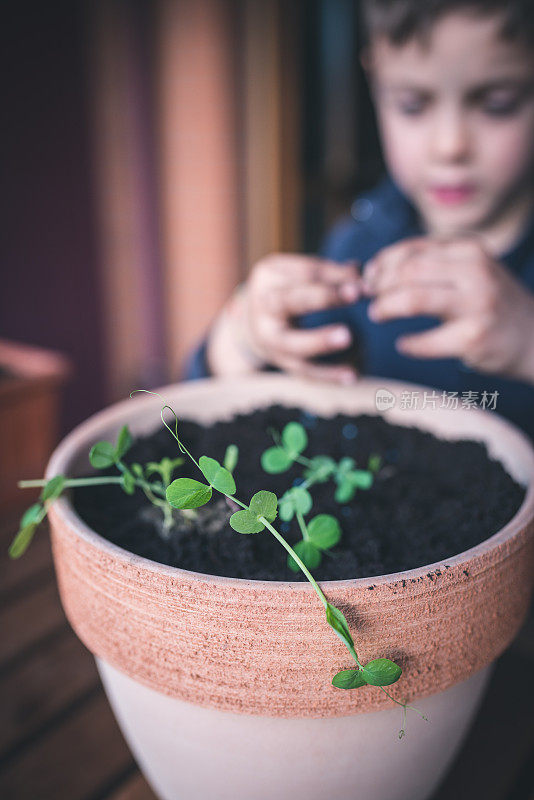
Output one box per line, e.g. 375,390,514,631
0,340,70,509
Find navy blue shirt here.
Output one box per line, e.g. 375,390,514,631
186,178,534,440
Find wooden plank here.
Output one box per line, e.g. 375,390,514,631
0,691,133,799
242,0,302,268
0,578,67,670
108,772,157,800
0,629,98,757
277,0,303,254
0,516,53,603
88,0,166,401
157,0,242,377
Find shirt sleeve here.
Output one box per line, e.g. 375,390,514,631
319,216,360,261
183,337,211,380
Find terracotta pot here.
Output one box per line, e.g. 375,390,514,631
0,339,70,509
45,375,534,800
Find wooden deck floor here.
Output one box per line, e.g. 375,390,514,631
1,505,533,800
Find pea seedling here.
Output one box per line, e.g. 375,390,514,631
9,395,427,738
9,424,189,556
261,422,381,572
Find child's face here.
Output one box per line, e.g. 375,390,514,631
368,12,534,239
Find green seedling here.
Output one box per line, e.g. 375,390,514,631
10,395,427,739
223,444,239,474
10,425,189,555
286,513,341,572
261,422,376,503
333,457,373,503
367,453,382,474
260,422,379,570
145,456,186,489
157,398,426,738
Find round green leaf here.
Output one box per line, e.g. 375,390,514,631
304,456,336,483
332,668,367,689
261,447,294,474
121,471,136,495
89,441,116,469
334,481,356,504
325,603,354,649
249,490,278,522
361,658,402,686
9,523,38,559
115,425,133,460
292,486,312,514
287,540,321,572
20,503,43,528
166,478,212,509
279,496,296,522
348,470,373,490
41,475,66,503
282,422,308,455
279,487,312,521
307,514,341,550
199,455,236,495
230,509,265,534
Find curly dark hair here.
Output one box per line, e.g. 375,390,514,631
361,0,534,47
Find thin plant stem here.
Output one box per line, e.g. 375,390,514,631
296,510,309,541
19,476,167,499
19,477,124,489
293,454,314,469
260,517,327,609
348,646,364,669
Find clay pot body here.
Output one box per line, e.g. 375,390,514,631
46,376,534,800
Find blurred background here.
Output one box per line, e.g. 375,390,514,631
1,0,381,433
1,2,533,799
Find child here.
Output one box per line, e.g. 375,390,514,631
187,0,534,439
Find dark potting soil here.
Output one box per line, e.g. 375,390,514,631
73,406,526,581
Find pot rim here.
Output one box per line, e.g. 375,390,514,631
45,374,534,591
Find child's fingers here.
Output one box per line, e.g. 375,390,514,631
395,318,478,360
315,260,361,286
363,236,494,298
364,253,461,296
266,323,353,360
368,283,458,322
275,355,358,385
260,254,360,286
362,238,429,293
362,237,485,297
263,280,361,317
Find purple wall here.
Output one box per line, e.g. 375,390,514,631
1,1,106,432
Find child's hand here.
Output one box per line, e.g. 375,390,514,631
362,236,534,383
206,254,361,382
